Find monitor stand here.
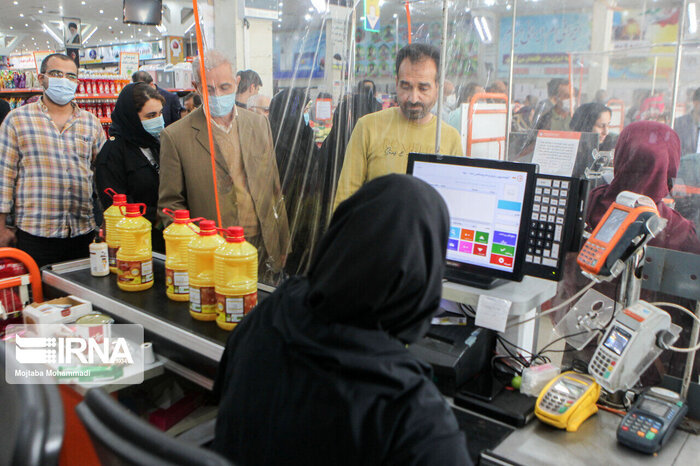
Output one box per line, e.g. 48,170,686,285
445,270,507,290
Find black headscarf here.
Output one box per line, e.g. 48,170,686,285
307,174,450,344
569,102,611,133
109,82,160,156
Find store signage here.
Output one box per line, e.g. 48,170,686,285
363,0,380,32
32,51,54,75
166,37,184,65
119,52,140,79
10,53,36,70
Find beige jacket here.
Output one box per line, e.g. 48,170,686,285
158,106,289,271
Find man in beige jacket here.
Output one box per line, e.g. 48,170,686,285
158,50,289,280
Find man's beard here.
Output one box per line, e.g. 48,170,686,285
400,101,429,120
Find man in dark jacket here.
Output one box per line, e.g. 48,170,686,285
674,87,700,156
132,70,182,127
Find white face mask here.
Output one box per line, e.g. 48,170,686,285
560,98,571,112
446,94,457,110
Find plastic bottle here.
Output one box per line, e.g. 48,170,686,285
162,209,202,302
115,203,153,292
188,220,224,321
89,229,109,277
103,188,128,274
214,227,258,331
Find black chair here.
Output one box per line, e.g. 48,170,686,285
76,387,232,466
0,341,64,466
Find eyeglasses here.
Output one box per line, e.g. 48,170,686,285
45,69,79,81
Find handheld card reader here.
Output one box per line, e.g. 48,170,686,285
588,301,677,393
577,191,667,280
535,371,600,432
618,387,688,454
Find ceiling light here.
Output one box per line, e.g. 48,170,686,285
19,13,24,17
25,23,28,27
304,13,312,21
13,1,17,4
99,9,104,14
310,0,327,13
689,3,698,34
108,26,112,30
114,17,118,21
81,1,85,4
9,26,13,30
38,9,43,13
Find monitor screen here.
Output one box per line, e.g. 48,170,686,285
123,0,163,26
407,154,536,283
594,208,627,244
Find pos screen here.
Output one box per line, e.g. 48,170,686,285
593,208,628,243
407,154,536,286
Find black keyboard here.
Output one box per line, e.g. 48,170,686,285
524,175,587,281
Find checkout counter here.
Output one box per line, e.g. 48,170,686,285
40,253,700,464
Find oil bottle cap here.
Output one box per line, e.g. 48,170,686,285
224,226,245,243
173,210,190,223
123,203,146,217
198,220,217,236
113,194,127,205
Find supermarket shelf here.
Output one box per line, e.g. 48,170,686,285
76,94,119,99
0,88,43,93
99,118,112,124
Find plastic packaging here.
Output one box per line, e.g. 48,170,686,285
214,227,258,331
89,230,109,277
115,203,153,292
520,363,560,397
162,209,201,302
188,220,224,321
103,188,128,274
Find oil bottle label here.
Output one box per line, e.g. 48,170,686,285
108,246,119,267
166,268,189,295
190,285,216,314
216,292,257,323
117,260,154,285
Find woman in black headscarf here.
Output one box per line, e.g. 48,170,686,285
213,174,471,466
268,88,323,275
95,82,165,251
570,102,617,150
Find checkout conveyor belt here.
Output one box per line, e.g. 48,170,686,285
41,254,273,385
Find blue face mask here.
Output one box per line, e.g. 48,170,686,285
44,77,77,106
208,92,237,117
303,112,310,125
142,115,165,138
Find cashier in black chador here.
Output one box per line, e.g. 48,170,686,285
212,174,472,465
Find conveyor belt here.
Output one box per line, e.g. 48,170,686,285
42,255,273,384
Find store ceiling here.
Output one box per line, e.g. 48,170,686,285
0,0,687,55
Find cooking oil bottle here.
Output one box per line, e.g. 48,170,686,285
188,220,224,321
115,203,153,292
214,227,258,331
162,209,201,302
103,188,127,274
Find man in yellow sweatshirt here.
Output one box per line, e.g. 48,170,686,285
333,43,463,209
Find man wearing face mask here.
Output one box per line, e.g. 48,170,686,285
534,78,572,131
333,44,463,209
0,53,106,266
158,50,289,279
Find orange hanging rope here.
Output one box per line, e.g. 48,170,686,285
192,0,223,228
405,2,412,44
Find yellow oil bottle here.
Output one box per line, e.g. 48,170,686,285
115,203,153,292
103,188,127,274
214,227,258,331
188,220,224,321
162,209,201,302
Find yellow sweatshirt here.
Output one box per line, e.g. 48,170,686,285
333,107,463,210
